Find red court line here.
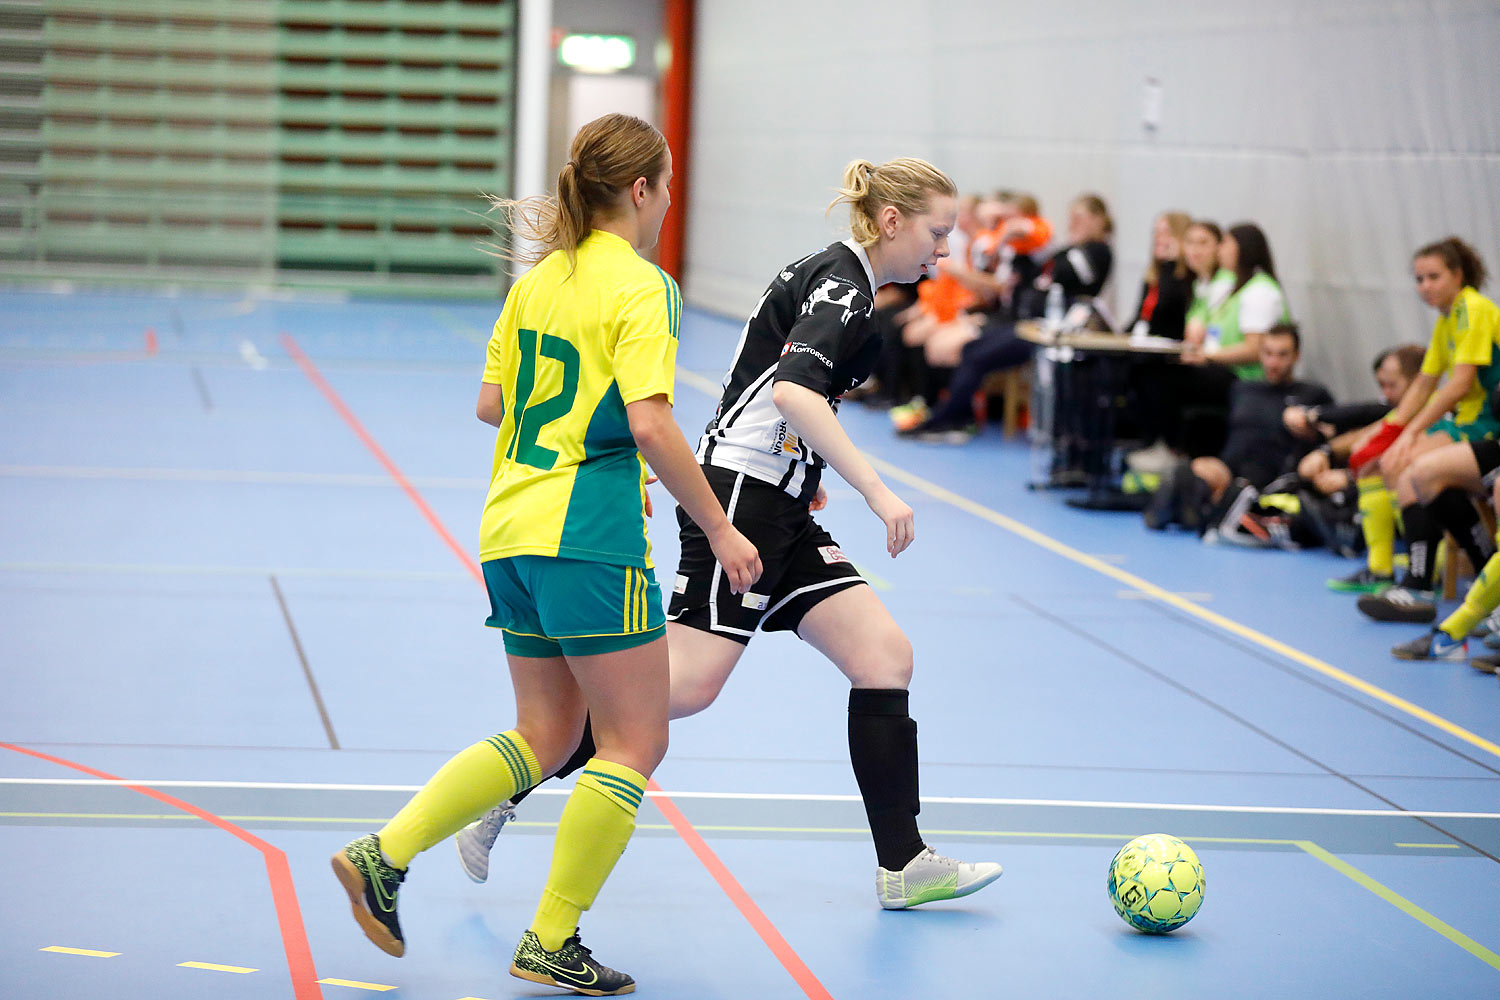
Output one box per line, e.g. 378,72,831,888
144,327,158,355
1,742,323,1000
649,780,835,1000
279,332,482,584
282,331,836,1000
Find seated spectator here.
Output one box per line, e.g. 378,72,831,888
1188,221,1290,379
1127,211,1195,341
884,191,1051,425
1184,220,1235,333
1348,237,1500,625
1123,213,1203,469
1296,343,1425,502
895,193,1114,442
1128,219,1235,472
986,192,1054,313
1144,323,1331,532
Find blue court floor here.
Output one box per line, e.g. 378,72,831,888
2,287,1498,999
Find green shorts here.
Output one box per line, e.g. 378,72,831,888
1428,415,1500,443
482,555,665,657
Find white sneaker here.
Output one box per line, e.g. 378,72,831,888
1126,440,1178,476
455,800,516,883
875,846,1003,909
1473,606,1500,639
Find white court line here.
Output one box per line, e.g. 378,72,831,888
3,777,1495,819
0,465,487,490
0,562,469,581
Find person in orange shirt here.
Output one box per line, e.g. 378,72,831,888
890,192,1052,430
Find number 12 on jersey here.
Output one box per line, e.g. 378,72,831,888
505,328,580,470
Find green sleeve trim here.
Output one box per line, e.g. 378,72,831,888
651,265,681,339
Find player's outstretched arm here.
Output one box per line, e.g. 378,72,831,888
626,394,762,592
771,379,914,557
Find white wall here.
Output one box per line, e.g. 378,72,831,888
684,0,1500,400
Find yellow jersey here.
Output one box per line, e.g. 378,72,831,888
480,230,682,568
1419,285,1500,424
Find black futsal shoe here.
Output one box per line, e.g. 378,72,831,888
1356,586,1437,624
332,834,407,957
511,930,635,996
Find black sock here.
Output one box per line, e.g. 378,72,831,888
1428,488,1495,572
511,717,596,806
848,688,926,871
1400,502,1442,590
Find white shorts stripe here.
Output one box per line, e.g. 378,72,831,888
707,472,747,634
760,576,866,624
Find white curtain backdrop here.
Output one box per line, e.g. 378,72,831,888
683,0,1500,401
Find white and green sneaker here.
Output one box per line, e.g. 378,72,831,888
876,846,1003,909
455,800,515,883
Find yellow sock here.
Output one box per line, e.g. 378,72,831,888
1358,476,1395,577
378,730,541,869
530,757,645,951
1440,534,1500,640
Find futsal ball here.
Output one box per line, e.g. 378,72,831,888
1106,834,1205,933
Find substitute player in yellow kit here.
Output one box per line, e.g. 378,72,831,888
332,112,759,996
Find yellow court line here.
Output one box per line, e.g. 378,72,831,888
1395,842,1462,849
41,946,118,958
1297,840,1500,970
862,452,1500,763
318,978,397,991
178,961,257,974
675,366,1500,761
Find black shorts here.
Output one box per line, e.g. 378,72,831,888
666,466,865,643
1473,438,1500,484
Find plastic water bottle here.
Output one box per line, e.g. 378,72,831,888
1044,283,1066,331
1204,323,1222,353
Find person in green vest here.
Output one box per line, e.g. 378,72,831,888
1133,221,1289,471
1182,222,1291,380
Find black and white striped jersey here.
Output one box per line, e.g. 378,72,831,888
695,239,880,502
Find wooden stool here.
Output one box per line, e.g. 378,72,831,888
976,365,1030,438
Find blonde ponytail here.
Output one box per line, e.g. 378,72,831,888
828,157,957,247
485,113,667,270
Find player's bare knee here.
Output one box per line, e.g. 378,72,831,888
1409,459,1440,503
517,716,586,775
885,632,915,688
846,628,912,688
669,676,720,719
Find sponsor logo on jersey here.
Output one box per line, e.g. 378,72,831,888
818,545,850,565
770,420,788,454
781,341,835,368
674,574,689,594
741,592,770,610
